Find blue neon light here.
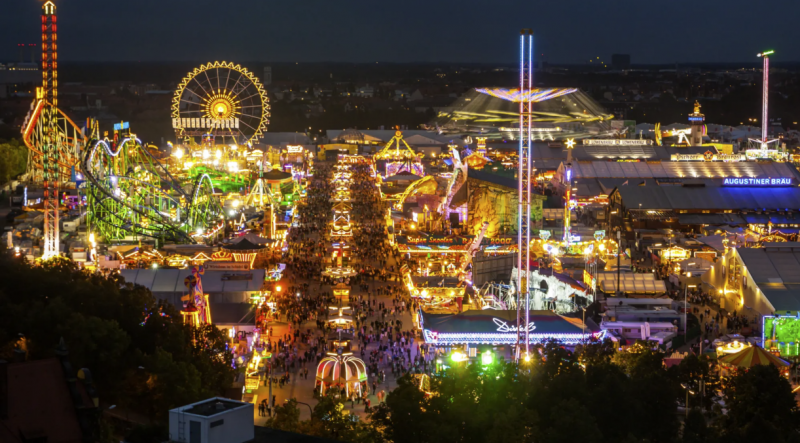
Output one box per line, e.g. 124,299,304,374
722,177,793,187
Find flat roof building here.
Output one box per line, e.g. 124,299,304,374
703,243,800,320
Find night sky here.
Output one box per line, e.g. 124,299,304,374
2,0,799,64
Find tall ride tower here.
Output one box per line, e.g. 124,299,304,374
41,1,60,258
688,100,705,146
516,29,533,357
757,50,774,145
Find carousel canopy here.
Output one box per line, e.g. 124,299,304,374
262,169,293,183
384,172,422,183
222,238,266,252
718,345,789,369
227,233,275,246
316,355,368,383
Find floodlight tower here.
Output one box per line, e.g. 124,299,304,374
757,50,774,145
516,29,534,359
41,1,60,259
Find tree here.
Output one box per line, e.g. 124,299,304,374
682,408,708,443
0,138,27,184
267,399,301,433
723,365,799,439
669,354,720,411
0,255,236,424
371,375,436,443
542,398,602,443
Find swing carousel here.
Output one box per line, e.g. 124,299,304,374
315,341,369,397
373,130,424,178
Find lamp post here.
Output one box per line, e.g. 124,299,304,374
581,306,587,344
685,282,697,337
617,230,621,296
681,383,696,418
286,399,313,418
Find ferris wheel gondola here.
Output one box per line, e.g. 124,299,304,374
172,61,269,145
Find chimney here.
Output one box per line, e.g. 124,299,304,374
0,360,7,420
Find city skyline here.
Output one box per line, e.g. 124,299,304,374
1,0,799,64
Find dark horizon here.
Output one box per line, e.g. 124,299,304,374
2,0,798,65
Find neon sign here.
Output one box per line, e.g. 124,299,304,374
722,177,793,187
493,318,537,333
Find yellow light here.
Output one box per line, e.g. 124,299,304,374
451,351,467,362
215,149,222,159
276,285,282,292
173,146,184,159
216,104,226,114
203,149,210,159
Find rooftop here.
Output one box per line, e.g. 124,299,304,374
177,397,250,417
737,244,800,312
615,185,800,211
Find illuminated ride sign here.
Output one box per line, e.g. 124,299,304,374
722,177,793,187
419,310,602,345
583,139,653,146
493,318,536,333
671,152,746,162
396,235,515,250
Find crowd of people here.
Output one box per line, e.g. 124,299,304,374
256,160,443,415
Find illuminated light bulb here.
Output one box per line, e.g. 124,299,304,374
203,149,210,159
215,149,222,159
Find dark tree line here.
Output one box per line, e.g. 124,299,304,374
269,341,800,443
0,255,237,441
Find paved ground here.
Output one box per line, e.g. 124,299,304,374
250,272,419,423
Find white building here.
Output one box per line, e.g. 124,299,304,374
169,397,253,443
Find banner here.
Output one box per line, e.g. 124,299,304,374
203,261,251,271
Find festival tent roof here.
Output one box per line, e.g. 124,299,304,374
119,269,265,294
718,346,789,368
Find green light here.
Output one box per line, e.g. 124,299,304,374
481,351,493,366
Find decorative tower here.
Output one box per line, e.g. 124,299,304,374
517,29,534,358
41,1,60,259
757,50,774,145
688,101,705,146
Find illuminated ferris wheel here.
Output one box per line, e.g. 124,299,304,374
172,61,269,145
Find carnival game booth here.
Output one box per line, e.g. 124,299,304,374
419,309,599,347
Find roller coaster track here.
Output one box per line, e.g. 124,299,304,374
83,136,222,243
21,98,85,182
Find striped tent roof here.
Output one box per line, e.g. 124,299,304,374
718,345,789,369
